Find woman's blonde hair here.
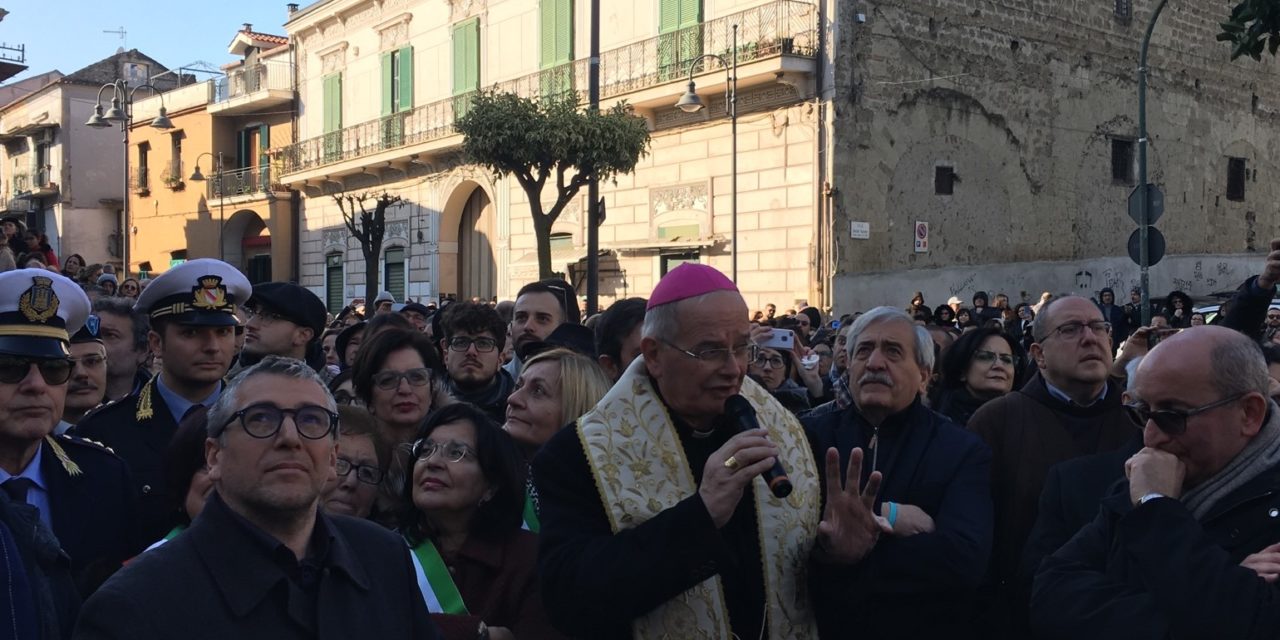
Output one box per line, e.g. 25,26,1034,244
524,347,612,424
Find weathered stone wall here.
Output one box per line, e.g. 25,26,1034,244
830,0,1280,313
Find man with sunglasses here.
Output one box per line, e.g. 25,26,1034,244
439,301,513,425
967,295,1137,634
1031,326,1280,638
76,259,251,545
76,356,441,639
0,269,139,600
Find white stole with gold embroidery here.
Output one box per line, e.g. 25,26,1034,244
577,358,821,640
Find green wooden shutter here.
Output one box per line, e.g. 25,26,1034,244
452,20,480,95
257,124,269,190
540,1,557,68
384,248,406,302
326,254,344,313
658,0,680,33
323,73,343,132
398,46,414,112
678,0,701,26
381,51,394,116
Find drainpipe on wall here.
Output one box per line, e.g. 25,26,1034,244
813,0,830,311
291,188,301,282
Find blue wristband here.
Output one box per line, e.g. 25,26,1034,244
886,501,898,528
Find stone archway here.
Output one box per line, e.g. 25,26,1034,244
222,209,271,283
439,180,496,301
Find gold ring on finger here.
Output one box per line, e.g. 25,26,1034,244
724,456,741,471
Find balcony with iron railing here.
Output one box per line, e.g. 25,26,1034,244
14,166,57,199
275,0,818,180
210,60,294,116
205,165,276,199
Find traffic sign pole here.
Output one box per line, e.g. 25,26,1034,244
1136,0,1169,327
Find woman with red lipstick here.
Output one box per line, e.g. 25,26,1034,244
401,403,564,640
352,329,451,447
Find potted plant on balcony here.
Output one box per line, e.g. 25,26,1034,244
161,167,184,190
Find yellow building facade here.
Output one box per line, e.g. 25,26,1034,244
128,29,298,282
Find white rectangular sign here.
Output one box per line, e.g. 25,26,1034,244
850,221,870,239
914,221,929,253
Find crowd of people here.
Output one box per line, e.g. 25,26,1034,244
0,237,1278,638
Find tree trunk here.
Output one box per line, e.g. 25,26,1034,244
534,214,554,280
364,239,381,311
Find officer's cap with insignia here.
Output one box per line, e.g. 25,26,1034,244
0,268,91,359
133,258,252,327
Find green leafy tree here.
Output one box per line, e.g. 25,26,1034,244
333,191,403,307
1219,0,1280,60
455,92,650,280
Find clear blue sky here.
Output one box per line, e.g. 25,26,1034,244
1,0,297,83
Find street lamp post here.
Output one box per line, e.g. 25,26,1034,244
85,80,174,278
676,24,738,283
187,152,225,260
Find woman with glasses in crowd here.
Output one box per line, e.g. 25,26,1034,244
747,344,819,415
401,403,564,640
353,329,450,447
320,405,385,520
929,326,1027,426
502,348,611,532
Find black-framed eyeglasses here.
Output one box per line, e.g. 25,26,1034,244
222,402,337,440
447,336,498,353
332,390,356,406
1044,321,1111,341
336,457,384,485
1123,393,1246,436
0,357,73,385
752,353,786,369
972,350,1016,366
372,368,432,390
660,338,758,365
411,439,476,464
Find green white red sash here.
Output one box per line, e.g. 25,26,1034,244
521,492,540,533
409,538,469,615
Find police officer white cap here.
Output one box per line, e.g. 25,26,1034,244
133,258,252,326
0,268,91,359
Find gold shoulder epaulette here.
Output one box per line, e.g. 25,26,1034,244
45,436,83,477
136,378,154,421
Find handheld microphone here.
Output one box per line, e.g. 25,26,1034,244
724,395,793,498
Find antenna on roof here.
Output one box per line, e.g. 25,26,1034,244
104,26,127,50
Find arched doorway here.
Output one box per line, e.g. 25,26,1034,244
222,209,271,284
457,188,496,301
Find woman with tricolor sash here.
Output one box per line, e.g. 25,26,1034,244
399,403,564,640
501,348,610,533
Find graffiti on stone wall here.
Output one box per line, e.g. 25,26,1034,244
948,273,977,297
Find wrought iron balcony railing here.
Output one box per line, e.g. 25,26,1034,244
214,61,294,103
206,165,274,199
275,0,817,176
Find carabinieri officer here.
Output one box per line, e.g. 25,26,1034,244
76,259,250,545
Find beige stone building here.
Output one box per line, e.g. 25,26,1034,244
278,0,829,313
828,1,1280,312
128,28,298,282
0,50,179,268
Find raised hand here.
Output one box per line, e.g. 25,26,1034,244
1240,542,1280,583
817,447,889,563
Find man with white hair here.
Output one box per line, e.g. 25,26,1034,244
534,263,885,639
803,306,993,637
1032,326,1280,638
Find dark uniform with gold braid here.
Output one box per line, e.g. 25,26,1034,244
76,260,251,545
0,269,140,638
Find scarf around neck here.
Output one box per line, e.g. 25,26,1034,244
1182,401,1280,519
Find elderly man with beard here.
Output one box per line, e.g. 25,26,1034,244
802,307,993,638
967,295,1137,634
57,316,109,433
74,357,441,639
533,263,885,640
1031,326,1280,639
